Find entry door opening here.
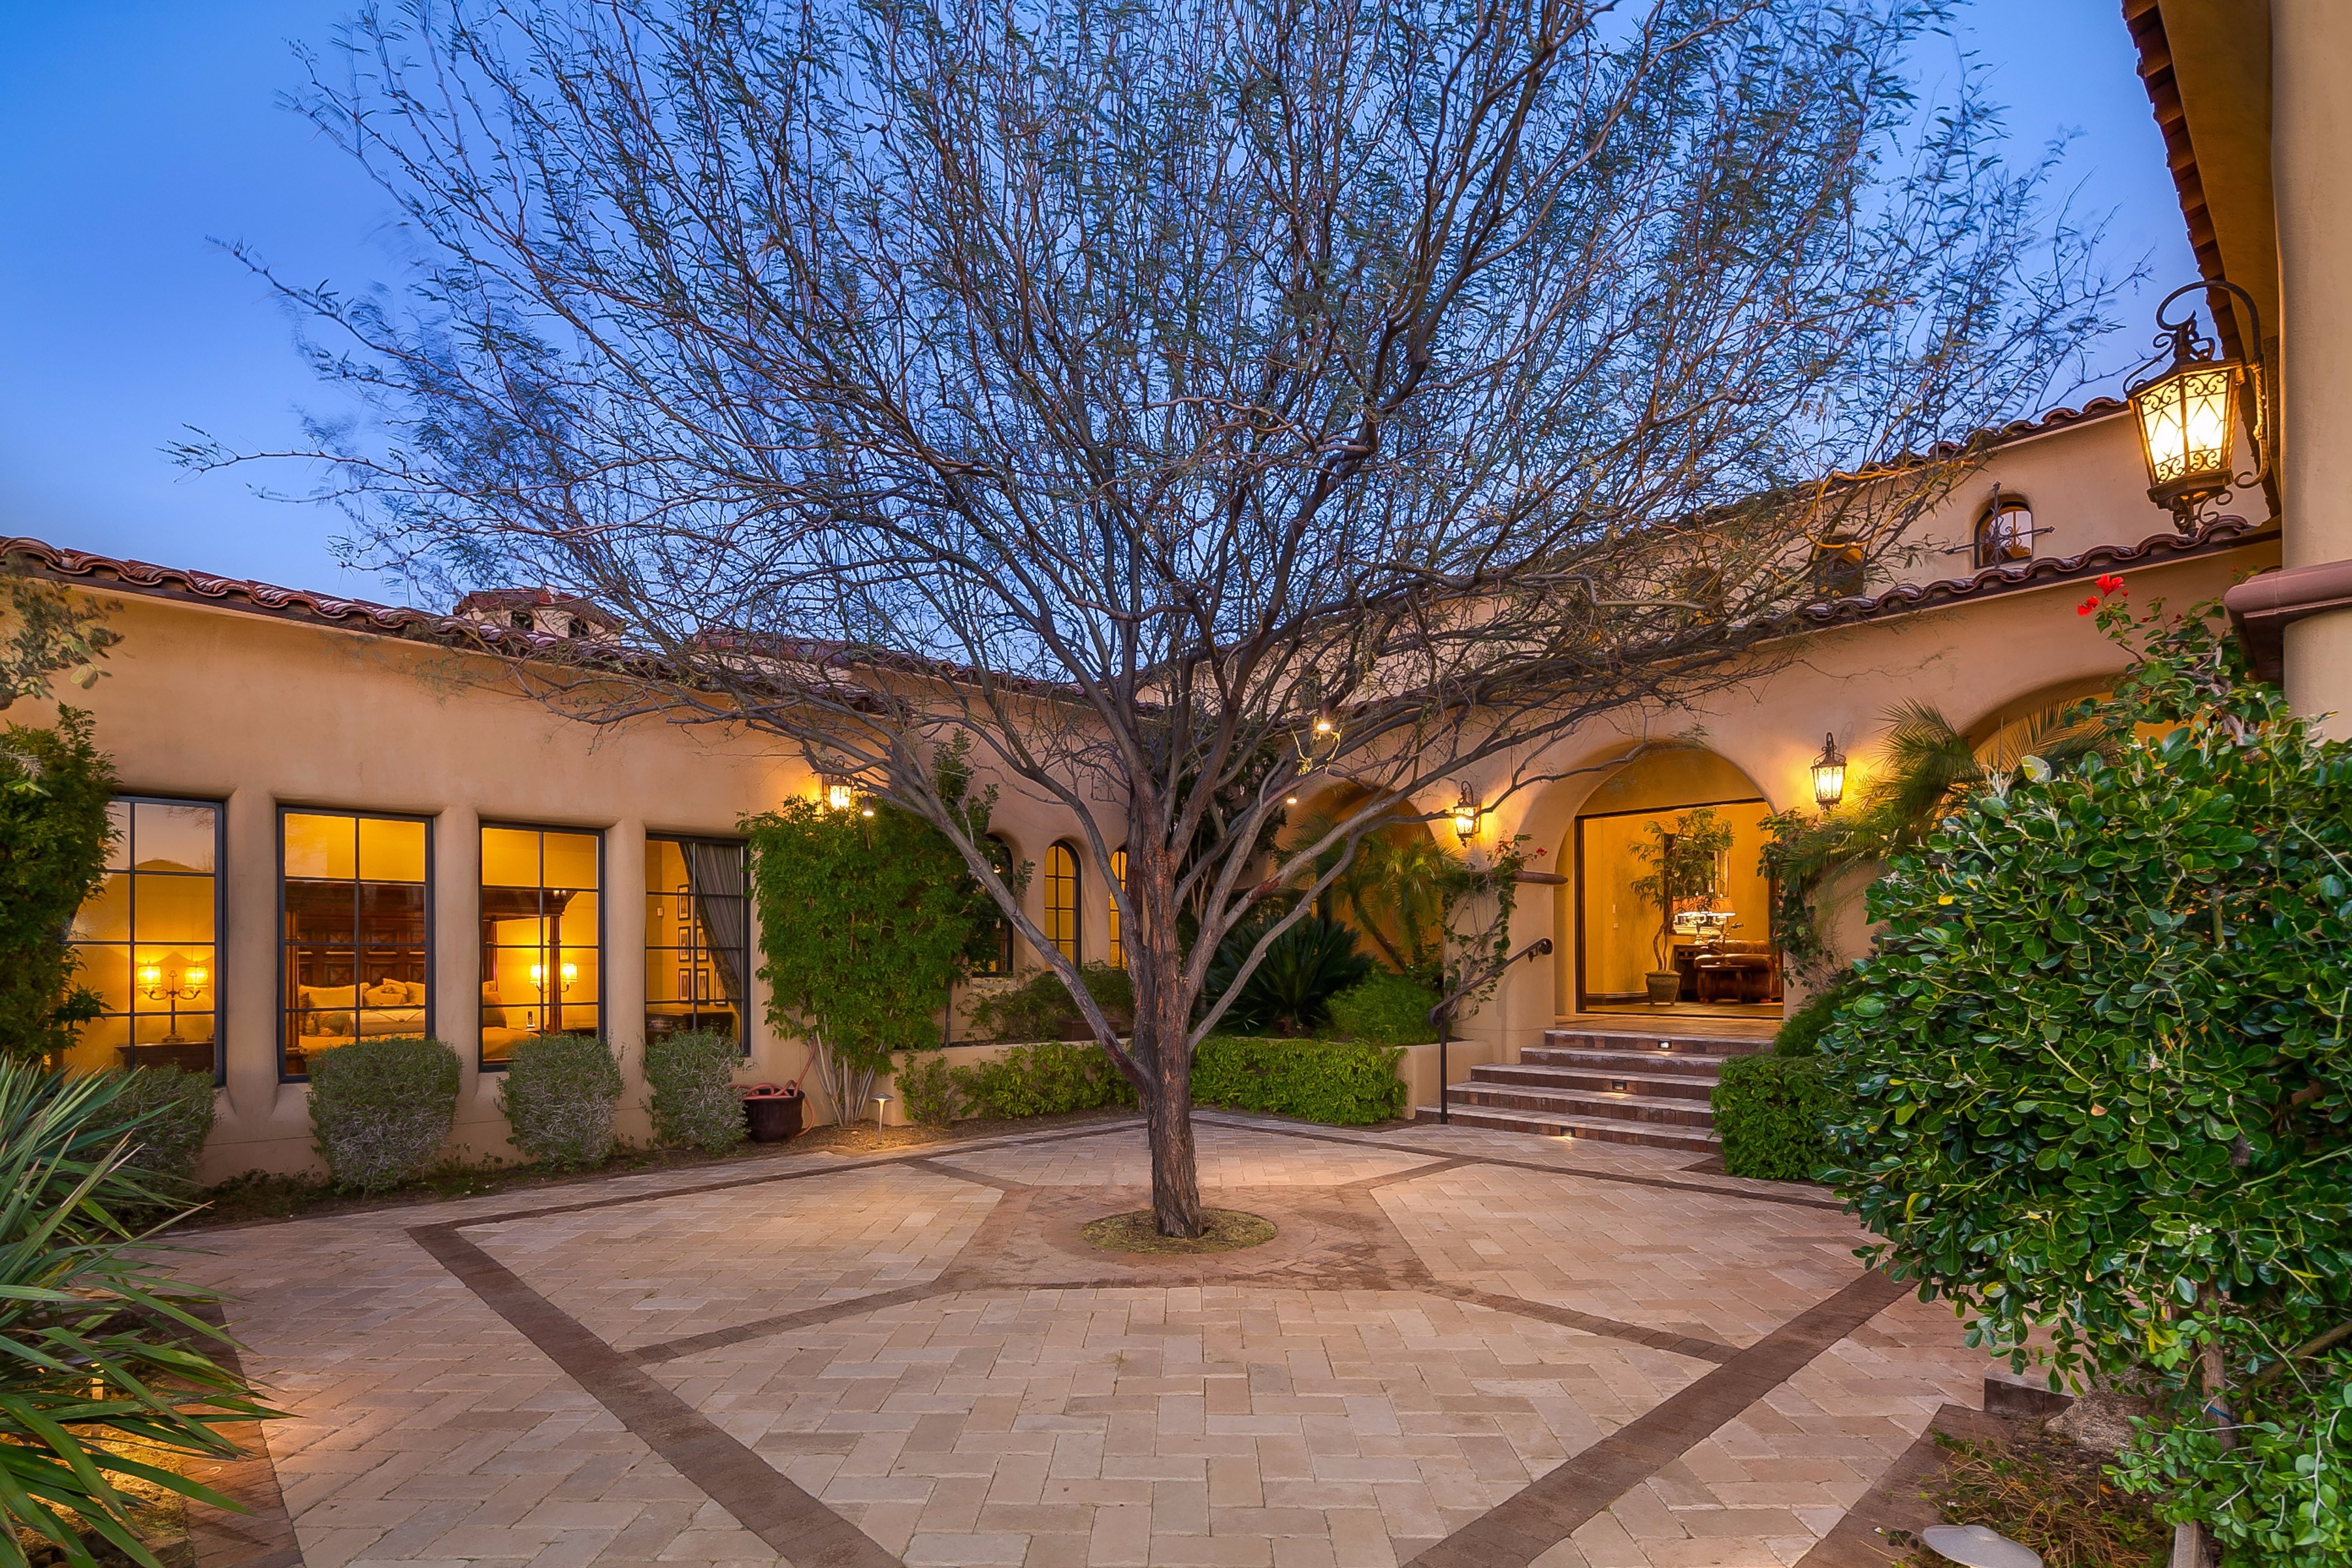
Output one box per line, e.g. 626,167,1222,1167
1575,796,1781,1019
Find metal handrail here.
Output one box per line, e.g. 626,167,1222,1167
1428,936,1554,1125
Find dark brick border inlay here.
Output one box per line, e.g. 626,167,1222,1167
408,1222,900,1568
1405,1268,1910,1568
184,1313,302,1568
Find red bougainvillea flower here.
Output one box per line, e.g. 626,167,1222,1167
2077,597,2100,615
2096,574,2125,594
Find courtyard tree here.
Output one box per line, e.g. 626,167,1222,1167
199,0,2113,1234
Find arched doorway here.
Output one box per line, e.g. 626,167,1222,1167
1571,749,1782,1020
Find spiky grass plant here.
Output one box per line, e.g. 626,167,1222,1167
0,1062,276,1568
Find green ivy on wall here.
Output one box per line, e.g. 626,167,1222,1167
745,742,1004,1079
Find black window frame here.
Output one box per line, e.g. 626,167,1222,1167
1043,840,1082,964
478,821,608,1071
276,806,436,1084
644,832,753,1053
77,794,229,1086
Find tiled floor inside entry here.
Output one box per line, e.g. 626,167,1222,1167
171,1115,2003,1568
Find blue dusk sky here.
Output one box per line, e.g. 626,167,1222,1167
0,0,2195,603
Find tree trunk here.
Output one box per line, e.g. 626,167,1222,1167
1144,1059,1203,1238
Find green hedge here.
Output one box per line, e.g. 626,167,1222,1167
108,1066,216,1189
951,1041,1134,1119
1772,973,1861,1057
308,1037,461,1191
500,1033,623,1168
643,1030,745,1152
1192,1036,1405,1125
1322,971,1441,1046
1712,1055,1835,1181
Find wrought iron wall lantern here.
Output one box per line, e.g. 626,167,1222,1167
2126,280,2270,530
1450,786,1484,844
1811,733,1847,811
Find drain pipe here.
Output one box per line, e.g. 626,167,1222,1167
1426,937,1554,1125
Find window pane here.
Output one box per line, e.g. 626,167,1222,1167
81,946,132,1015
646,839,687,897
73,873,131,942
358,817,427,883
543,832,598,890
103,802,131,872
133,875,215,944
133,802,215,873
286,882,356,948
480,826,542,888
556,889,598,933
284,813,357,880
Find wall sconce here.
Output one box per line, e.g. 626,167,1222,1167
1450,786,1484,843
2126,280,2268,530
530,961,580,992
1810,733,1847,811
1294,709,1341,768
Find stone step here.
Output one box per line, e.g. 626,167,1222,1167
1543,1028,1768,1058
1520,1046,1729,1079
1411,1103,1720,1152
1442,1083,1717,1128
1473,1063,1718,1101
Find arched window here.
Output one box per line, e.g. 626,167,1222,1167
1107,847,1128,968
1974,492,2036,568
968,835,1016,975
1043,842,1081,963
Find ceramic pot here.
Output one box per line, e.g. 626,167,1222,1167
1644,971,1681,1005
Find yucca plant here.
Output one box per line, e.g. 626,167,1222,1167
0,1062,276,1568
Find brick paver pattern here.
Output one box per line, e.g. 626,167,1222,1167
169,1118,2001,1568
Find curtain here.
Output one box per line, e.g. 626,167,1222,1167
683,841,749,1009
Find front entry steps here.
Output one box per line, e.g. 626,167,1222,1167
1413,1025,1771,1152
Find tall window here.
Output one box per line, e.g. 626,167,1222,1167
481,825,601,1064
1107,847,1128,968
282,810,431,1078
1043,841,1080,962
645,836,749,1047
1974,494,2036,568
71,798,222,1077
971,834,1016,975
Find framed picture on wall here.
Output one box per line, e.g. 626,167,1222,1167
694,966,710,1001
676,964,692,1002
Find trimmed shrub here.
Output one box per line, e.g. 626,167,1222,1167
0,711,114,1064
1322,970,1441,1046
1713,1056,1835,1181
107,1065,216,1188
1772,972,1861,1058
499,1033,623,1169
1192,1037,1405,1125
644,1029,746,1152
952,1042,1134,1119
308,1036,461,1192
966,962,1134,1041
896,1052,958,1125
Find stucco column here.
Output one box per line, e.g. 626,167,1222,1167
219,786,278,1128
2271,1,2352,727
436,803,495,1154
606,819,649,1143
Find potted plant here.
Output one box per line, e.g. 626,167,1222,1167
740,1080,806,1141
1629,809,1734,1005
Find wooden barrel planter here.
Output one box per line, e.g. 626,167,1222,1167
742,1082,806,1142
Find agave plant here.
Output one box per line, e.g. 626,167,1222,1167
1202,913,1373,1036
0,1062,277,1568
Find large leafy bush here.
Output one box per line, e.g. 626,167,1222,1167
0,1062,274,1568
965,962,1134,1042
642,1028,746,1152
0,710,114,1064
498,1032,622,1169
1711,1056,1834,1179
307,1036,461,1191
1823,594,2352,1565
1192,1036,1405,1124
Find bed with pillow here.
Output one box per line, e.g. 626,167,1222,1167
297,979,429,1049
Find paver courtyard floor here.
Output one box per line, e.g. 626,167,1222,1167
172,1114,2004,1568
